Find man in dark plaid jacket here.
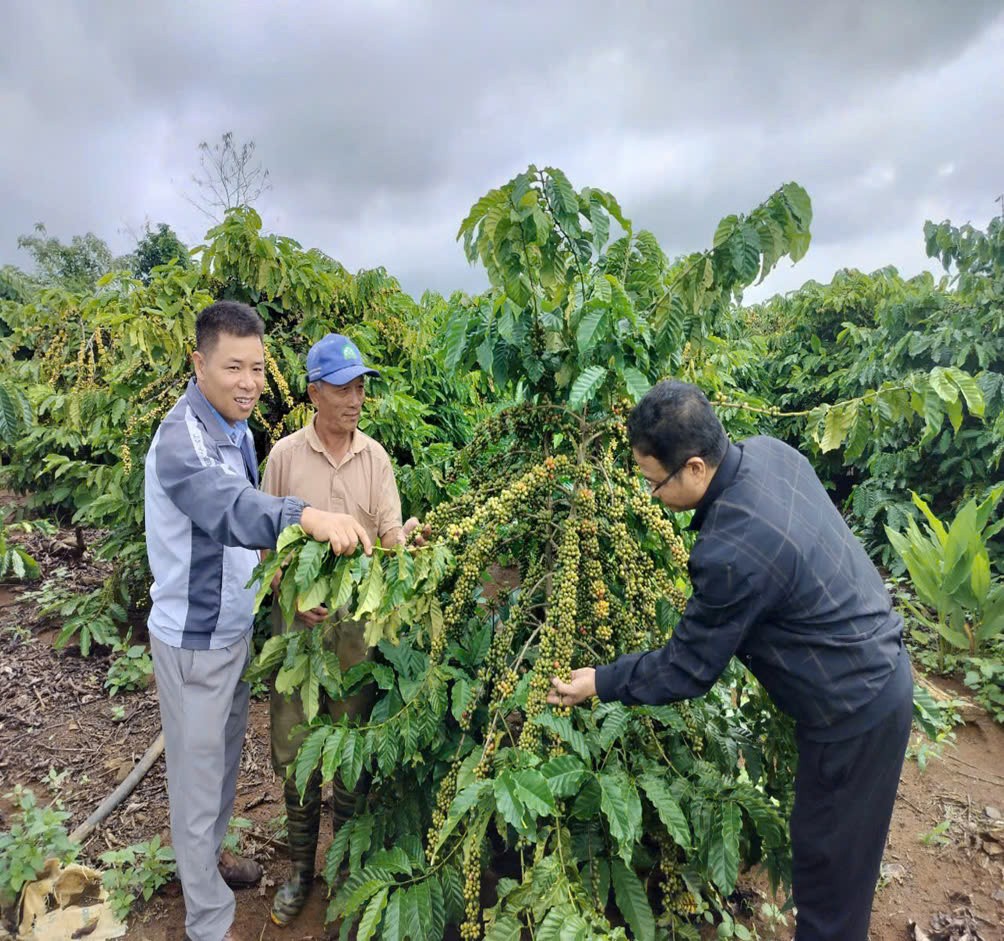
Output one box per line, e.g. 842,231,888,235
549,379,913,941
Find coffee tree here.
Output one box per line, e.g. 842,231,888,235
0,210,484,654
247,167,814,939
748,219,1001,564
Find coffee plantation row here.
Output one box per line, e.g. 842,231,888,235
1,165,1000,939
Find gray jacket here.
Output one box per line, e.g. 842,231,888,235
144,379,304,650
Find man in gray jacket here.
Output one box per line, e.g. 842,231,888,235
145,301,370,941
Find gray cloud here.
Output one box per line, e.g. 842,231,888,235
2,0,1002,303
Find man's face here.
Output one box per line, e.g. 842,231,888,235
308,376,366,435
192,332,265,425
633,447,710,512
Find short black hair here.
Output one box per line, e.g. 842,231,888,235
627,380,728,471
195,301,264,354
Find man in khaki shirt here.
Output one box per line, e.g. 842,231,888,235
261,333,416,926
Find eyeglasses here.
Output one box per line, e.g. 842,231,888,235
648,458,690,495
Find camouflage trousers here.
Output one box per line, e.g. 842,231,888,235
269,605,375,822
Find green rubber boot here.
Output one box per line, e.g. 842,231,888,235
324,773,369,904
271,775,321,927
331,778,358,835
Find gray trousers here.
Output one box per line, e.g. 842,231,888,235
151,633,251,941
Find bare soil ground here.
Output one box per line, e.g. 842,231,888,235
1,542,1002,941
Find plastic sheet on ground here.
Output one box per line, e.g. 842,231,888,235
17,859,126,940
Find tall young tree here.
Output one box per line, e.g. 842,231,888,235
185,131,271,222
130,223,191,283
16,224,114,292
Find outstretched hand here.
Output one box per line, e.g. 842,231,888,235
405,517,431,547
301,507,373,556
547,667,598,707
297,604,330,626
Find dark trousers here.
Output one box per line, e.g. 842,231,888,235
790,689,913,941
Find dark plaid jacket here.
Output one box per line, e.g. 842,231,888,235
595,436,909,741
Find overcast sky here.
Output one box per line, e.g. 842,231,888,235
2,1,1002,302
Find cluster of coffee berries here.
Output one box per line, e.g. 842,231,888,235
425,760,461,863
659,839,684,900
526,514,580,727
479,556,542,711
473,735,497,780
445,457,568,545
590,858,603,910
120,377,185,475
591,580,610,621
420,493,483,551
459,841,482,940
553,516,580,655
658,838,698,915
40,329,68,382
427,457,570,662
493,668,518,702
263,344,294,408
434,524,503,661
654,570,689,617
572,497,616,658
522,613,565,732
607,518,658,647
90,326,108,369
74,333,99,389
676,700,705,756
628,493,690,571
254,404,282,445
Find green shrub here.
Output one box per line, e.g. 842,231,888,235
99,836,176,920
0,519,43,582
104,640,153,695
886,486,1004,661
0,786,78,911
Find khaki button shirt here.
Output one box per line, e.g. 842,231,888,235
261,418,404,547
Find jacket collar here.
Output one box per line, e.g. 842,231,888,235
184,378,236,446
689,441,742,531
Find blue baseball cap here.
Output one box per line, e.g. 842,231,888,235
306,334,380,386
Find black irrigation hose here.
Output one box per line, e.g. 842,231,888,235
69,731,165,845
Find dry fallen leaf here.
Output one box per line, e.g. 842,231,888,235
70,914,99,938
926,906,986,941
882,861,908,884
